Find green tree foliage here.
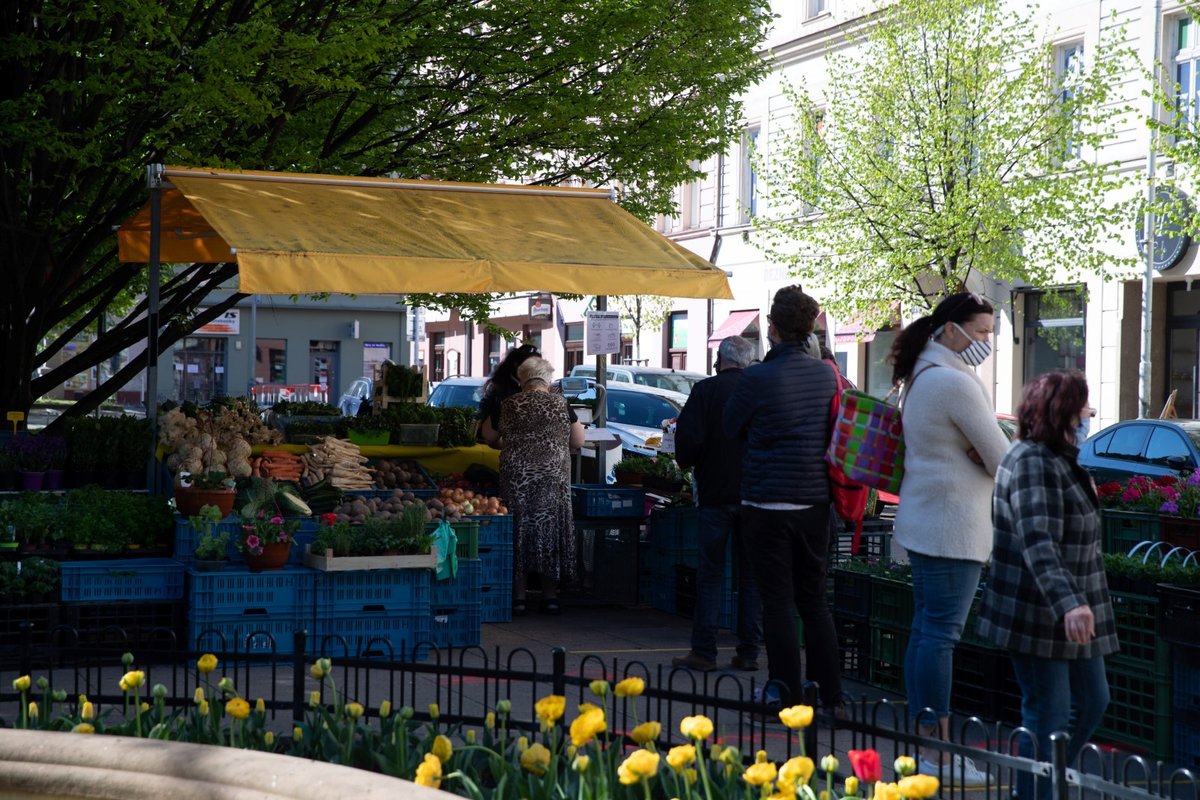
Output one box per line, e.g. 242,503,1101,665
608,295,674,363
1,0,770,417
755,0,1134,325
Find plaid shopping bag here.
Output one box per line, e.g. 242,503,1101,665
826,388,905,495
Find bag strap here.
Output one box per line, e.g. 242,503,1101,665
899,365,939,418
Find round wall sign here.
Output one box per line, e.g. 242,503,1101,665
1135,186,1193,272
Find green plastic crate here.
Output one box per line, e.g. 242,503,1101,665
1100,510,1159,556
871,577,914,628
1109,591,1168,674
869,623,909,666
1095,661,1173,761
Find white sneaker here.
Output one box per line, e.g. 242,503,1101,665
918,755,989,787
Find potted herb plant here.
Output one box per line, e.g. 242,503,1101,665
614,453,653,486
191,504,230,571
10,435,54,491
20,557,59,604
346,413,391,447
119,416,153,490
63,417,101,488
175,470,237,517
41,435,67,491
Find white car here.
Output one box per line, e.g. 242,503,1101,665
569,364,705,395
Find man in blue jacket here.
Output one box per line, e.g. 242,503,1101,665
672,335,762,673
724,286,841,709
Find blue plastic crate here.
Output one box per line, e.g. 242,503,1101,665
1176,651,1200,715
61,558,185,602
315,568,431,614
1177,720,1200,771
427,602,482,648
571,484,646,518
431,559,482,607
187,612,310,655
188,566,315,619
481,582,513,623
175,515,315,564
312,608,431,658
472,514,513,544
479,540,513,587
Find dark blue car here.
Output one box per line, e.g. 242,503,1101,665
1078,419,1200,484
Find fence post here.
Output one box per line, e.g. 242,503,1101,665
1049,731,1070,800
552,647,566,696
292,629,308,725
19,621,32,677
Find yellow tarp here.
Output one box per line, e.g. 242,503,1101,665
118,166,732,299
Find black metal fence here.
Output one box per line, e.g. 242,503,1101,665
1,621,1197,800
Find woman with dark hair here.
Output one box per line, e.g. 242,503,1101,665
978,371,1114,800
888,291,1009,783
479,343,540,448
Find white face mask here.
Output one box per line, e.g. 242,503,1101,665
951,322,992,367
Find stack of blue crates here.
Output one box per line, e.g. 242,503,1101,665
429,559,482,647
187,565,315,655
642,506,737,627
174,516,318,566
474,515,514,622
312,568,431,658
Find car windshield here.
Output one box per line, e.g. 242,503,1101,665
607,390,680,429
632,373,697,394
431,383,483,408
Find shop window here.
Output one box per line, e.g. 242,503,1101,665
310,340,339,400
565,323,584,372
431,332,446,382
667,311,688,370
363,342,391,381
174,337,228,405
255,338,286,385
1023,289,1084,382
864,329,897,396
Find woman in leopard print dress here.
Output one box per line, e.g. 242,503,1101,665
499,357,585,615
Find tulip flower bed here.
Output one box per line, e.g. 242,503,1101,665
2,654,942,800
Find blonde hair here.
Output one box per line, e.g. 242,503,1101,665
517,356,555,387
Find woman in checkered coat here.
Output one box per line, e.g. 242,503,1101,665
978,371,1117,800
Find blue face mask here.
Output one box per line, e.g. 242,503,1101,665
1076,416,1090,447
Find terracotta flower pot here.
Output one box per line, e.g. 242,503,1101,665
175,487,236,518
244,541,291,573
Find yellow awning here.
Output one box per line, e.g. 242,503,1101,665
117,166,732,299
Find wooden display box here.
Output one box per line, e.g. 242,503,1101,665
304,545,438,572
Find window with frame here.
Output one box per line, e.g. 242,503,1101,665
431,332,446,382
1175,18,1200,135
667,311,688,370
739,128,760,224
806,0,827,19
564,322,584,373
255,338,286,385
1055,41,1085,159
803,111,825,215
1023,288,1085,382
864,329,897,396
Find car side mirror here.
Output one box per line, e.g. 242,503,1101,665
1166,455,1194,471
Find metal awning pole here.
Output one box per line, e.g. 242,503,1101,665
146,164,163,494
595,295,608,482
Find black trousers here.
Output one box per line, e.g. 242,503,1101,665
742,504,842,707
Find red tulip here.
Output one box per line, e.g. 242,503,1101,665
848,749,882,783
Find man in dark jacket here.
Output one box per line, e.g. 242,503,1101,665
671,335,762,673
724,286,841,709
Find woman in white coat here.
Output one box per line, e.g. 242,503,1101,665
889,292,1010,785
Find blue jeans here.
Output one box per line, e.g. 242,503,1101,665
904,552,982,723
691,505,762,662
1010,654,1109,800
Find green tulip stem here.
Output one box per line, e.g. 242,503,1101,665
695,744,716,800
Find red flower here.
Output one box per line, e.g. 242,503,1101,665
848,749,882,783
1097,482,1122,497
1154,475,1179,488
320,512,338,525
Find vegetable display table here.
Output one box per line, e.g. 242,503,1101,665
250,443,499,475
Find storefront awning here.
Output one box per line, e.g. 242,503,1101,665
707,309,760,346
117,167,733,299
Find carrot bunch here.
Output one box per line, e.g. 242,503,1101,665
251,450,305,482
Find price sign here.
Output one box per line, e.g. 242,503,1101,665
584,310,621,356
7,411,24,434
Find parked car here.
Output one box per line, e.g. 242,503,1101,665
569,364,706,395
337,377,373,417
427,376,487,409
1078,418,1200,483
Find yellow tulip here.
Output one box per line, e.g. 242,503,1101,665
225,698,250,720
13,675,31,692
520,742,552,776
779,704,815,729
569,707,607,747
590,679,609,697
415,752,442,788
140,702,150,713
613,676,645,698
845,776,860,796
484,711,495,730
711,744,724,761
216,677,234,695
255,698,265,715
517,736,529,752
193,687,205,705
667,744,696,770
293,726,303,742
121,671,146,689
875,782,903,800
431,734,453,763
198,699,210,717
821,755,840,774
81,702,95,721
685,768,699,786
781,756,815,787
309,691,321,708
721,747,740,765
534,694,566,726
630,720,662,745
617,749,660,785
428,702,440,720
898,775,940,799
757,750,769,763
744,761,778,787
72,723,95,734
380,700,392,719
196,654,218,674
28,702,38,720
466,729,476,744
573,754,591,773
264,731,275,747
578,702,601,714
345,702,364,720
894,756,917,777
680,714,714,741
309,663,326,680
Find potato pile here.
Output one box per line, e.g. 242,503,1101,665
302,437,375,489
330,491,466,524
437,487,507,517
373,459,435,490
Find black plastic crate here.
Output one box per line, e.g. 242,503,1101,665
831,569,872,621
952,642,1000,720
871,577,914,629
835,615,871,681
0,603,63,649
1095,660,1173,760
1160,584,1200,649
869,658,904,693
63,601,186,652
565,518,640,606
869,622,909,666
675,564,696,619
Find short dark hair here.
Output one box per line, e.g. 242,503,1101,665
1017,370,1089,450
770,286,821,343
